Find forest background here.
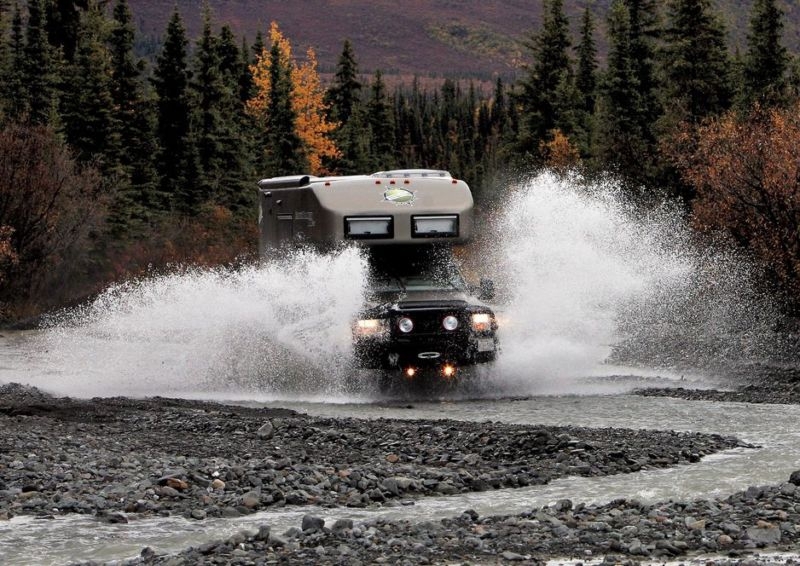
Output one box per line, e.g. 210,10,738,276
0,0,799,321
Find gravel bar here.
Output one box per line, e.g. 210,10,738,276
1,381,794,565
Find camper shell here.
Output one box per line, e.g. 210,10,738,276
257,169,498,385
258,169,474,251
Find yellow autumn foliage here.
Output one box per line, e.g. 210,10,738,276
247,22,340,175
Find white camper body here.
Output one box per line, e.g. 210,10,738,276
257,169,474,254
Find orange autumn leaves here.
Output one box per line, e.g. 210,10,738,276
247,22,339,175
672,103,800,295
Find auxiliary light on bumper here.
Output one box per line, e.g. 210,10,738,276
353,318,389,339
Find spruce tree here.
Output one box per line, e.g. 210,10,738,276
60,4,114,164
24,0,60,126
326,39,365,173
2,4,26,120
109,0,159,229
625,0,661,133
45,0,87,62
576,7,598,115
265,39,305,175
741,0,788,106
327,39,361,124
151,8,193,213
516,0,572,157
191,9,254,212
574,6,598,157
661,0,732,125
596,0,647,183
366,70,395,169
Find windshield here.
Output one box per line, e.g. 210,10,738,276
370,271,467,293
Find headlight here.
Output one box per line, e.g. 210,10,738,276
470,313,492,332
353,318,389,338
398,317,414,333
442,315,458,331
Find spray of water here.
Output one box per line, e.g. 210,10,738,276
29,247,368,400
484,171,775,394
6,171,778,400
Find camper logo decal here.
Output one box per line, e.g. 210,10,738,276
383,188,415,204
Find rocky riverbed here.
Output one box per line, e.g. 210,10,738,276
1,377,799,565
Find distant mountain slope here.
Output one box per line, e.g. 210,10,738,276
129,0,795,79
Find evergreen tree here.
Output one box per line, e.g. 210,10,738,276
191,7,225,205
516,0,572,157
108,0,159,230
327,39,361,124
661,0,732,125
741,0,788,106
60,3,114,165
151,8,194,213
45,0,87,62
238,36,255,104
576,6,598,115
596,0,648,184
264,39,305,175
191,8,254,211
366,69,395,168
625,0,661,133
2,4,26,120
574,6,598,156
24,0,60,125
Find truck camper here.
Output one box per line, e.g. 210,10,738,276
257,169,498,386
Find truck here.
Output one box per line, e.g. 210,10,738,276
257,169,498,387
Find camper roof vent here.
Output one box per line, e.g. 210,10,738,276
258,175,314,189
371,169,451,179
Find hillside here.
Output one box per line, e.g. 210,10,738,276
128,0,798,80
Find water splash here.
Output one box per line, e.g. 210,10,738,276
483,171,775,394
4,171,779,400
27,247,368,400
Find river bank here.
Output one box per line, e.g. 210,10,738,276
1,374,799,564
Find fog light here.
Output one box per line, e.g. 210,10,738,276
471,313,492,332
405,367,416,378
398,317,414,333
442,364,456,378
354,318,388,338
442,315,458,331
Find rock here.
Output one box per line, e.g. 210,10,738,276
157,486,181,498
789,470,800,486
257,421,274,439
332,518,353,533
501,551,527,561
190,509,206,520
554,498,573,512
255,525,271,541
241,492,260,509
746,524,781,546
780,482,797,496
718,534,734,546
302,514,325,532
164,478,189,491
211,478,225,490
386,453,400,463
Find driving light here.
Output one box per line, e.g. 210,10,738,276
442,364,456,378
398,317,414,333
354,318,388,338
471,313,492,332
405,367,417,378
442,315,458,331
